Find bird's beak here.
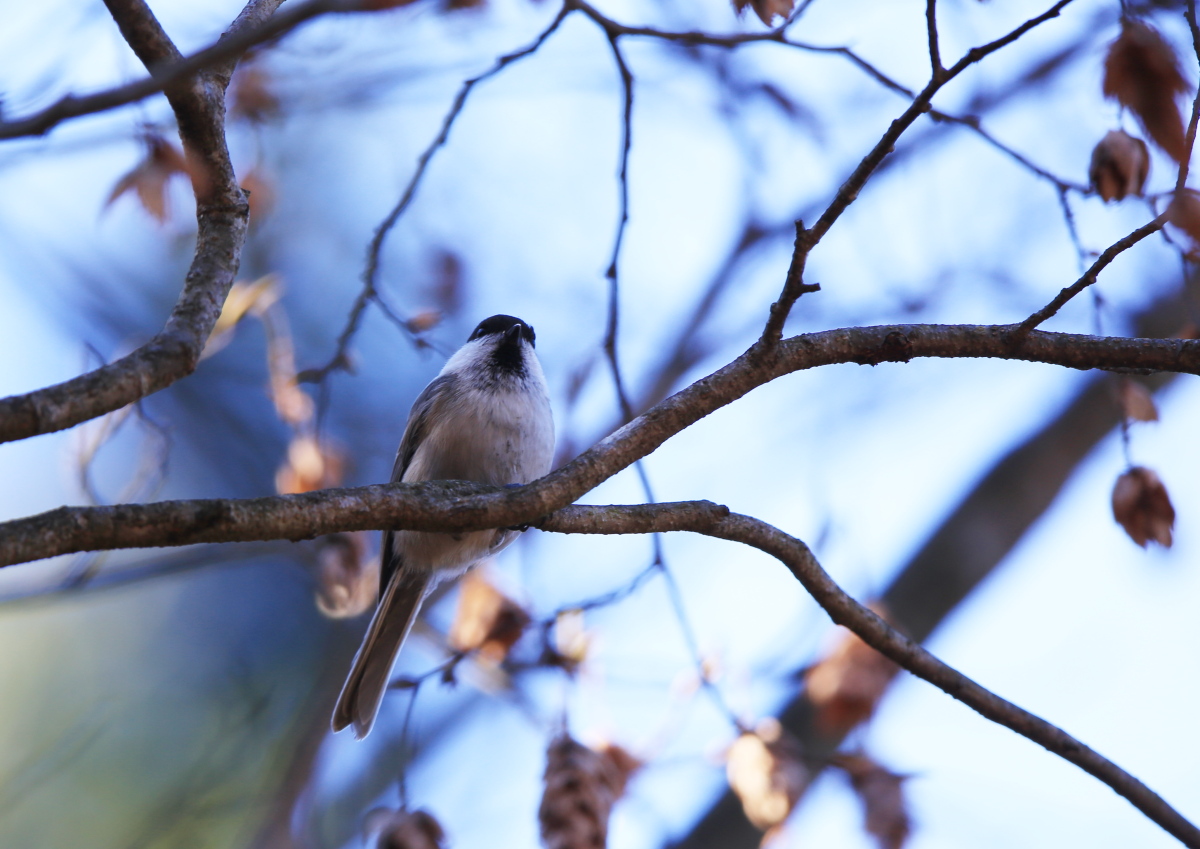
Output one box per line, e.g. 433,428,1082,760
504,325,522,344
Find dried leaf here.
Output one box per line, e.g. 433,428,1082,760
546,608,591,672
1118,379,1158,422
1112,466,1175,548
1103,21,1190,162
366,808,447,849
406,310,442,334
105,135,193,223
1088,130,1149,202
539,735,631,849
805,602,898,734
732,0,793,26
230,66,279,123
726,720,809,832
276,435,346,494
448,571,531,663
1167,188,1200,258
834,754,911,849
315,532,377,618
203,274,282,358
429,250,465,316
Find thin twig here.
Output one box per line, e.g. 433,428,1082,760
301,5,572,384
1009,213,1168,341
926,0,943,79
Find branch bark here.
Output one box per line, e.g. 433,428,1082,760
0,0,282,444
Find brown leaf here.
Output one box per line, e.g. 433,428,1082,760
834,754,911,849
276,435,346,494
314,532,377,619
429,250,465,316
105,133,213,220
1112,466,1175,548
203,274,282,358
732,0,793,26
406,310,442,334
539,735,631,849
726,720,809,832
366,809,447,849
805,602,899,734
1118,379,1158,422
1167,188,1200,258
448,571,531,663
1088,130,1150,202
1102,21,1190,162
230,66,280,123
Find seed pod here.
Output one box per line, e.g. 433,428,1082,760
1088,130,1149,202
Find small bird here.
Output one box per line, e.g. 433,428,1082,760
332,314,555,738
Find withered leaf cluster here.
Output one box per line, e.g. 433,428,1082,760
833,754,911,849
1102,20,1191,163
368,808,448,849
1112,466,1175,548
539,735,637,849
726,720,809,834
448,571,531,663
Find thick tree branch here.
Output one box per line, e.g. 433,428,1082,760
2,323,1197,567
539,503,1200,848
0,0,281,444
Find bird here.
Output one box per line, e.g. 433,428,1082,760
332,314,555,738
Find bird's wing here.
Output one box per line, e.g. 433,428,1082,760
379,372,459,594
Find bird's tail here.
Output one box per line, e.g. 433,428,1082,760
332,570,430,739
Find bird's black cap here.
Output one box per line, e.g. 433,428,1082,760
468,314,536,347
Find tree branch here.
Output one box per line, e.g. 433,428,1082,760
0,0,282,444
759,0,1076,345
0,0,345,141
539,503,1200,849
2,323,1197,567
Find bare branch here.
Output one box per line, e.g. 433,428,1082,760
926,0,943,79
0,0,283,443
1010,213,1167,341
0,0,344,141
301,4,572,384
538,503,1200,849
2,322,1198,566
759,0,1076,345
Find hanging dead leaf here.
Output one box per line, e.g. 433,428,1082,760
203,275,282,358
1167,189,1200,258
834,754,911,849
406,310,442,334
230,66,280,123
365,808,447,849
276,434,346,494
1102,20,1190,162
1112,466,1175,548
1118,379,1158,422
805,602,899,734
448,571,531,663
732,0,794,26
315,532,377,618
539,735,631,849
429,250,465,316
726,720,809,833
1088,130,1149,201
543,608,591,673
105,134,195,223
